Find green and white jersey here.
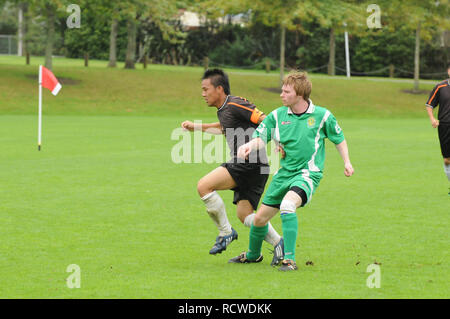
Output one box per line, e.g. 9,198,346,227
253,101,345,173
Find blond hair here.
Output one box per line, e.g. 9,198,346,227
282,71,312,100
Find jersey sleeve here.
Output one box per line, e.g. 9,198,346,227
252,110,276,143
324,112,345,145
228,99,264,124
426,84,441,108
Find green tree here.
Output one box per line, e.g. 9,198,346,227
312,0,363,76
119,0,184,69
247,0,320,86
28,0,67,70
108,4,120,67
382,0,450,91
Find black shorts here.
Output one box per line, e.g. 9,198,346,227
438,122,450,158
221,162,269,211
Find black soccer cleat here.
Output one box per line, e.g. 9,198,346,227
278,259,298,271
209,228,238,255
270,238,284,267
228,252,263,263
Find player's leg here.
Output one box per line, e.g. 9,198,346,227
237,199,282,247
197,166,238,254
242,168,285,264
229,204,279,263
246,204,280,260
197,166,237,198
229,170,287,264
438,124,450,193
278,188,306,271
278,167,322,271
444,158,450,180
248,172,288,264
236,199,252,223
444,158,450,195
238,199,283,265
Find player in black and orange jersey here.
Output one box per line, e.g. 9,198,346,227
426,64,450,194
181,69,284,265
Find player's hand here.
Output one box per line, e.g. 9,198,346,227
181,121,195,131
344,162,354,177
237,143,252,160
431,118,439,128
276,145,286,159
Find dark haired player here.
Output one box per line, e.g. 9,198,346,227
181,69,284,265
425,64,450,194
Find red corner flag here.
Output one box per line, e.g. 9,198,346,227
40,65,62,95
38,65,62,150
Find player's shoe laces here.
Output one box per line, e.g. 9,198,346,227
278,259,298,271
228,252,263,263
270,238,284,266
209,228,238,255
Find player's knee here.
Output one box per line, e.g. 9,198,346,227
236,201,253,223
236,209,250,224
254,213,268,227
444,158,450,166
197,178,212,197
237,213,248,224
280,199,297,215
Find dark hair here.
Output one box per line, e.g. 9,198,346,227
202,68,230,95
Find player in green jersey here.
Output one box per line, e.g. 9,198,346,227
229,71,354,271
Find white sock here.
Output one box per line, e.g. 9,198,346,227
444,163,450,181
201,191,232,236
244,213,281,247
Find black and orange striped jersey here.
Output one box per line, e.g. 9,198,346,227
217,95,267,164
426,79,450,123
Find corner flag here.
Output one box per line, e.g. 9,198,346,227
38,65,62,150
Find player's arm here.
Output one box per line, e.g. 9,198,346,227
258,113,266,124
426,84,441,128
237,137,265,159
261,110,285,158
238,111,276,159
229,100,264,125
181,121,222,134
324,112,353,177
425,106,439,128
335,140,354,177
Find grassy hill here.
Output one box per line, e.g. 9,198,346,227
0,55,439,119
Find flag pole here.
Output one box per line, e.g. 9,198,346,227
38,65,42,151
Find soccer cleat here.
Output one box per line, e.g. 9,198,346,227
270,238,284,266
278,259,298,271
228,252,263,263
209,228,238,255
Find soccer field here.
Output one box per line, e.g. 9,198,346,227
0,114,448,298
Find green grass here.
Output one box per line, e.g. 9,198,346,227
0,57,448,298
0,115,448,298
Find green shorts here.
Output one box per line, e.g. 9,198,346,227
262,167,322,207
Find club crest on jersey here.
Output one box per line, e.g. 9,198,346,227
307,117,315,128
281,121,291,125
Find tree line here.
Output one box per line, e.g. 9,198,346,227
1,0,449,89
